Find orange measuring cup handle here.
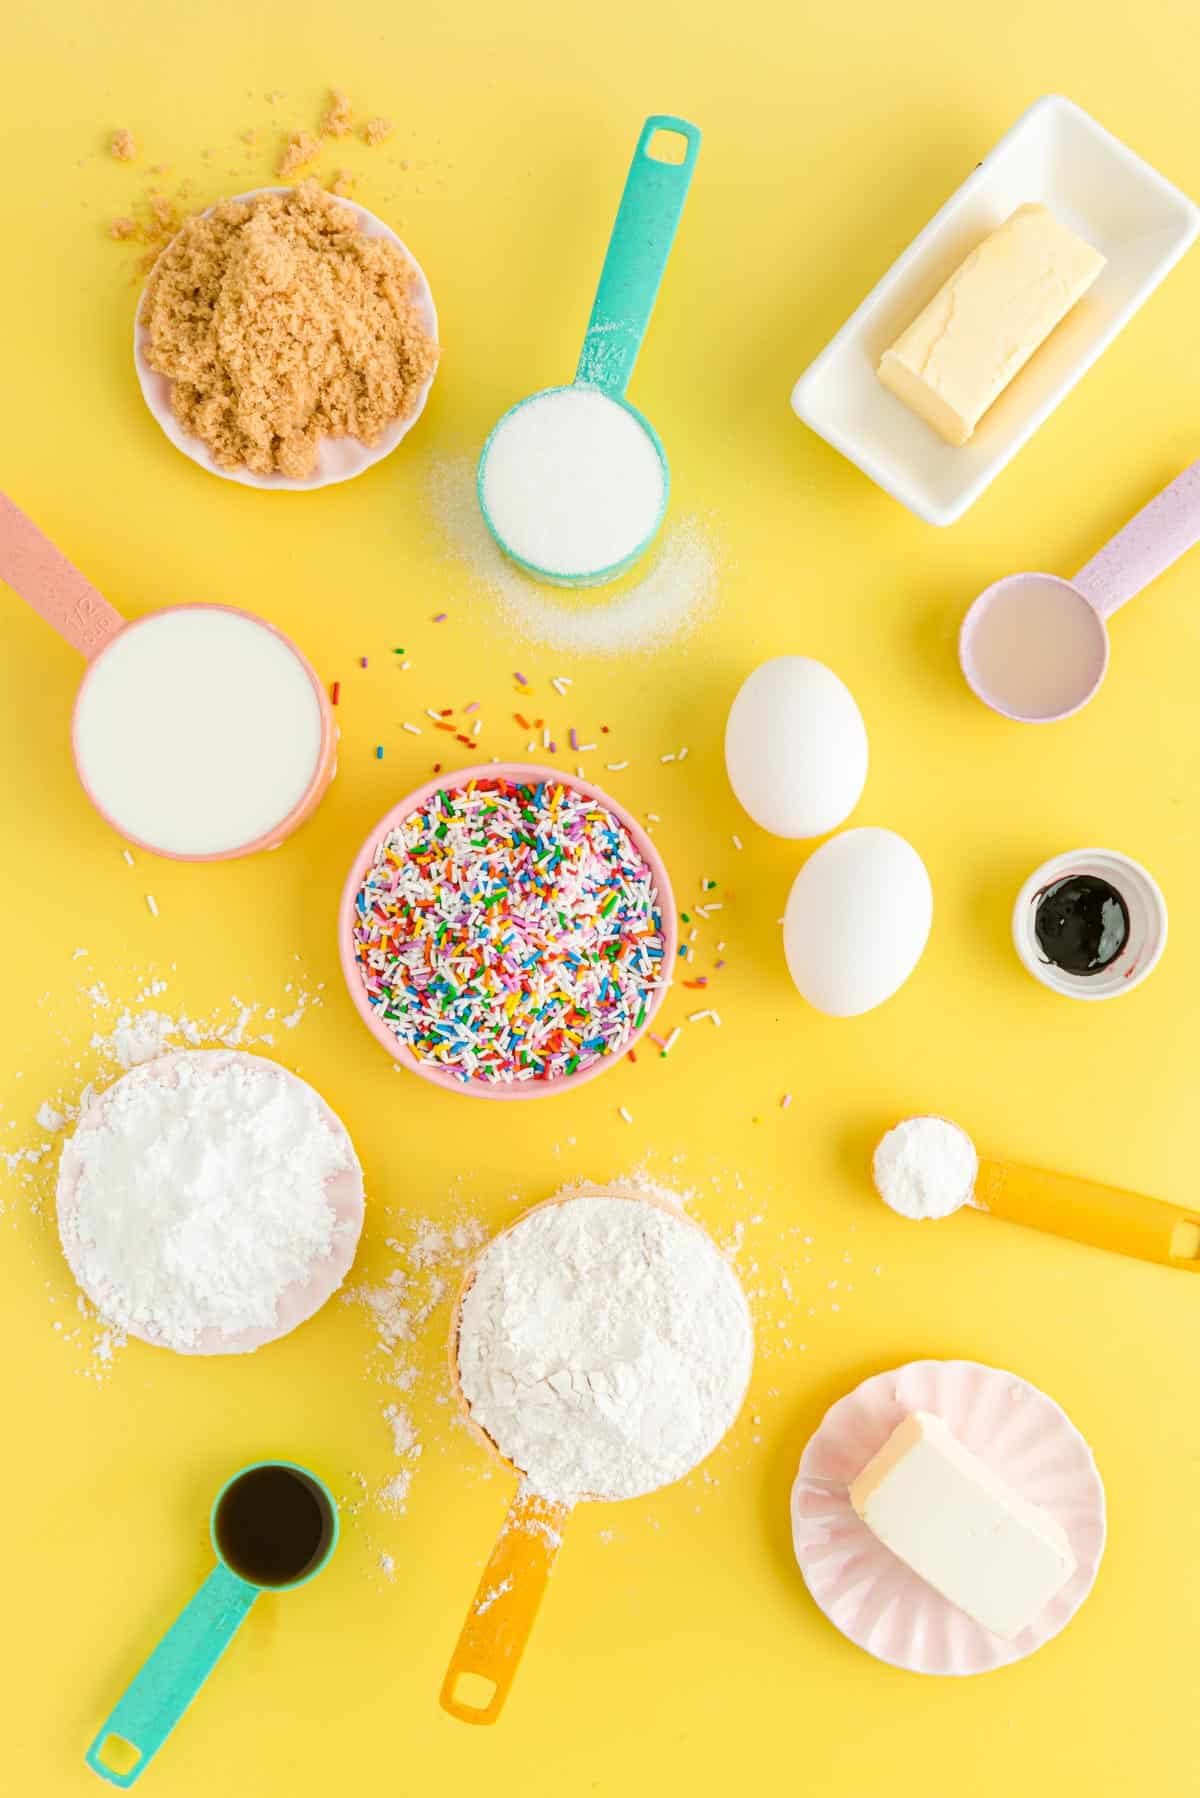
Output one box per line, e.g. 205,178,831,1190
440,1488,571,1726
0,490,126,659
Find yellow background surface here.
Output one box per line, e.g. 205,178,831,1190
3,2,1199,1793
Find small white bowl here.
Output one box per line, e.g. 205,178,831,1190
791,95,1200,526
134,188,439,491
1012,847,1167,1001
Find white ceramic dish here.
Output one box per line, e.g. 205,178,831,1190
791,95,1200,526
134,188,439,491
791,1359,1106,1676
1012,847,1167,1001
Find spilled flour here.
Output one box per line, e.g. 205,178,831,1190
425,454,719,655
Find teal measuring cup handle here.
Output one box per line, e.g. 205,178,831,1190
575,114,701,398
86,1564,258,1787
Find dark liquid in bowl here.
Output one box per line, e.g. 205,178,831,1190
214,1464,333,1588
1034,874,1129,976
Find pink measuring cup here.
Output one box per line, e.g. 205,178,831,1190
959,461,1200,722
0,492,336,859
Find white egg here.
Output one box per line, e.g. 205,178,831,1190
784,828,932,1017
724,657,868,839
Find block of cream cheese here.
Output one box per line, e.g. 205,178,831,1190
849,1410,1077,1638
877,205,1106,445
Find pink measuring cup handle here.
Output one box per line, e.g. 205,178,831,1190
0,490,126,658
1072,459,1200,618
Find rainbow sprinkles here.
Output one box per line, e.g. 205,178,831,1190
351,777,668,1085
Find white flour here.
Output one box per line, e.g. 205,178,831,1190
426,454,718,655
873,1117,978,1220
58,1051,355,1351
456,1194,753,1502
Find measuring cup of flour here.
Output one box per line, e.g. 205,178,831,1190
959,460,1200,722
87,1461,338,1787
57,1051,365,1353
0,492,336,858
477,114,701,586
133,188,438,491
440,1189,753,1724
873,1115,1200,1271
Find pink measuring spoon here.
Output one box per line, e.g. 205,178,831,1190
960,460,1200,722
0,493,336,860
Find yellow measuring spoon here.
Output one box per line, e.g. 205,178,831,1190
874,1116,1200,1271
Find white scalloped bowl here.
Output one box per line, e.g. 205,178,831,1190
133,188,438,491
791,1358,1106,1675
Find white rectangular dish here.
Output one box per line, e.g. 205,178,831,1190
791,95,1200,526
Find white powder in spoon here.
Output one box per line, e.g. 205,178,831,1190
58,1051,358,1351
873,1116,978,1220
456,1194,753,1503
480,388,665,578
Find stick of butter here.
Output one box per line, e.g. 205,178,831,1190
877,204,1106,445
849,1410,1077,1638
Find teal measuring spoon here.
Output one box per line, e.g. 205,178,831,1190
477,113,702,587
86,1461,338,1788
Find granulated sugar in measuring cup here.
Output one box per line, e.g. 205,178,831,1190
1,492,335,857
477,115,701,586
87,1461,338,1787
440,1189,753,1724
57,1051,365,1354
960,459,1200,721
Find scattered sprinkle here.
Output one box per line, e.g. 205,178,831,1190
330,680,341,705
433,612,448,624
781,1093,793,1110
688,1009,721,1027
514,672,528,686
606,761,629,772
619,1106,634,1125
661,1027,681,1057
376,746,384,760
145,895,159,918
402,722,421,736
122,850,135,867
732,834,743,851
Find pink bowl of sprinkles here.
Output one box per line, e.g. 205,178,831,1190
337,764,677,1098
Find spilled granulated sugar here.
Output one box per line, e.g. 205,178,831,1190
424,454,720,656
0,952,326,1379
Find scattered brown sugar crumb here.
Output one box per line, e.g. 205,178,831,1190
110,128,137,162
321,88,353,136
277,130,320,179
329,168,356,198
363,116,394,147
110,215,138,240
140,180,439,479
149,194,177,232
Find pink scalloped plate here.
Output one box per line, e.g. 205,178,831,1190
791,1359,1106,1676
57,1050,365,1355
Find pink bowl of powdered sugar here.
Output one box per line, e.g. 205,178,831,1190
56,1050,365,1355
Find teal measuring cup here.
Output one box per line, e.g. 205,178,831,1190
86,1461,338,1787
477,113,702,587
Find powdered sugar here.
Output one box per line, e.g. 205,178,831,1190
873,1116,978,1221
426,454,718,655
57,1051,360,1351
457,1194,753,1502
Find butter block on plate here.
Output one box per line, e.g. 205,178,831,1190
849,1410,1077,1638
877,204,1106,446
